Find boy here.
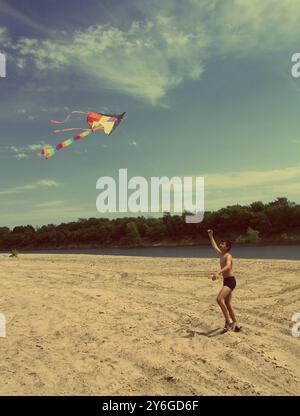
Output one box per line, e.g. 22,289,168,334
207,229,241,332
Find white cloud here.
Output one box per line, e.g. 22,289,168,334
4,0,300,104
197,164,300,209
205,166,300,189
174,164,300,209
0,179,61,195
0,26,9,44
0,199,27,206
40,106,70,114
27,144,43,151
9,14,210,105
216,0,300,53
15,153,27,160
34,200,64,209
9,144,43,159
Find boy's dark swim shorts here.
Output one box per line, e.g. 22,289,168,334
223,276,236,291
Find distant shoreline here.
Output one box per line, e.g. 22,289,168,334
1,243,300,260
1,240,300,251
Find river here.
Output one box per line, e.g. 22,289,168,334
10,245,300,260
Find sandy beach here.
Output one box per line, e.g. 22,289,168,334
0,253,299,396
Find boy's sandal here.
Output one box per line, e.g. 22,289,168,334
233,324,242,332
223,322,233,332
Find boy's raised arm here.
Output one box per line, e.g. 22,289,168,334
207,229,222,255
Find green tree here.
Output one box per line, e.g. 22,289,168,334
236,227,261,244
123,222,142,246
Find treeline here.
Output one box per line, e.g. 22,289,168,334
0,197,300,250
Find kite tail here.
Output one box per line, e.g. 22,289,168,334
41,146,56,160
50,110,87,124
41,129,92,160
53,127,89,134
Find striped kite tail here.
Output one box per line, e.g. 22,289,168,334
41,146,56,160
41,129,92,160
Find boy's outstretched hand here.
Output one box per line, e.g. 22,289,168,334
209,273,218,281
207,229,213,237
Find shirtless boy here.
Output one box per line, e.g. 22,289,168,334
207,229,241,332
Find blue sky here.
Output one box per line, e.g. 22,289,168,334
1,0,300,227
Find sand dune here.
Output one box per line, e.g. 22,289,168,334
0,254,299,395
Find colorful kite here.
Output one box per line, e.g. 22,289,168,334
41,110,126,160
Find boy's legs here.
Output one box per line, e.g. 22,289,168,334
216,286,232,325
225,291,241,328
